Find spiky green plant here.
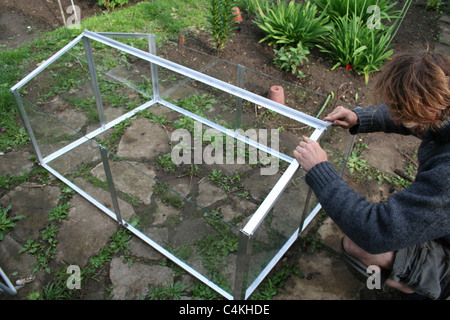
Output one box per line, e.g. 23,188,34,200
318,0,413,83
206,0,238,51
313,0,400,22
254,0,332,48
0,204,25,241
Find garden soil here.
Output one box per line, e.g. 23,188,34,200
0,0,447,301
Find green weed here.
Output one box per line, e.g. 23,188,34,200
144,280,189,300
0,204,25,241
273,42,310,79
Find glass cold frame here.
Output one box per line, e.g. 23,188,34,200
11,31,355,299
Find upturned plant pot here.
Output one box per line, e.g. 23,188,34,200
232,7,243,23
268,85,285,105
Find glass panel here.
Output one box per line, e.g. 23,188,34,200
244,164,307,296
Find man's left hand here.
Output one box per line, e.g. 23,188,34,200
293,136,328,171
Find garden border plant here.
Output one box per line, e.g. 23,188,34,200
253,0,414,83
316,0,414,83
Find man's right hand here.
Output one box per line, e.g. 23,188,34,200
323,106,359,129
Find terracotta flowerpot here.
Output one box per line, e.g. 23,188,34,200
268,85,285,105
232,7,243,23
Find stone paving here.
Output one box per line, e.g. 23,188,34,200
0,81,365,300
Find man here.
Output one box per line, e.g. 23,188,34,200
294,51,450,299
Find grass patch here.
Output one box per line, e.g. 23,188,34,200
0,0,208,153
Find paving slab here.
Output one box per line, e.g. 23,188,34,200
0,183,61,243
55,179,136,267
274,251,362,300
117,117,171,162
0,235,46,300
317,217,346,253
109,256,174,300
0,151,34,176
196,180,227,208
91,160,157,206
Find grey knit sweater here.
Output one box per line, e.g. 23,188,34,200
305,104,450,254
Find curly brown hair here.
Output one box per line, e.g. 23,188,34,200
375,51,450,133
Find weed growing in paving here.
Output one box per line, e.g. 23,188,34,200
347,138,416,187
144,280,189,300
0,204,25,241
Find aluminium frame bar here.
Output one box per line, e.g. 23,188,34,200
242,127,326,236
11,34,85,92
83,37,106,127
81,30,331,131
0,267,17,296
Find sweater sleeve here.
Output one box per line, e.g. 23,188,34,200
349,104,413,136
305,160,450,254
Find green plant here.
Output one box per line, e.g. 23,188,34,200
208,169,223,182
250,262,303,299
426,0,445,11
206,0,238,51
317,0,413,83
346,141,369,174
0,204,25,240
173,93,216,132
42,279,71,300
48,204,73,222
254,0,332,48
273,42,310,78
156,153,176,173
145,280,189,300
97,0,129,12
314,0,400,22
320,13,394,83
192,280,221,299
208,170,244,193
236,0,271,14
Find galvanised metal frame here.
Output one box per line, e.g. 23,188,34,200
11,30,332,300
0,266,17,295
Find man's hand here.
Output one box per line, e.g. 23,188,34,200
323,106,359,129
293,136,328,171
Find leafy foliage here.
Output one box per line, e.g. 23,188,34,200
318,13,394,83
254,0,332,48
97,0,129,12
0,204,25,240
273,42,310,78
317,0,413,83
313,0,400,22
